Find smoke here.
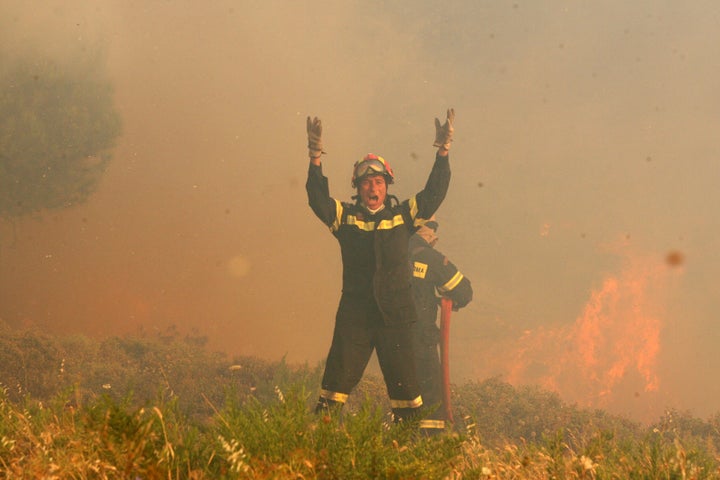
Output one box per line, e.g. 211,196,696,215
462,241,683,423
2,0,720,422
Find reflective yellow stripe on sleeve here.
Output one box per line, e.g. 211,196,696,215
319,389,348,404
330,200,343,232
390,395,423,409
438,271,464,293
408,195,419,220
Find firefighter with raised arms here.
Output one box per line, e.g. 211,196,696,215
305,109,456,423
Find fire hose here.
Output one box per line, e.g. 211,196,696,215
440,296,454,424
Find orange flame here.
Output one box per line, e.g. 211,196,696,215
495,250,679,417
570,273,661,397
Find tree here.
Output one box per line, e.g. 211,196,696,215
0,53,122,219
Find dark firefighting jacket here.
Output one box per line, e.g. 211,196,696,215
409,233,473,327
306,153,451,325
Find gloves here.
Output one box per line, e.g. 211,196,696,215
433,108,455,150
306,116,325,158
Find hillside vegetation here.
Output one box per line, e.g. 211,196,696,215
1,322,719,478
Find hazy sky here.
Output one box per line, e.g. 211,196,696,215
2,0,719,423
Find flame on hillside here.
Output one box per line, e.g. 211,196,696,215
481,249,684,419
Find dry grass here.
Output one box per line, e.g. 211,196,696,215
1,326,720,478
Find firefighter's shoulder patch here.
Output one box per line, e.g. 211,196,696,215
413,261,428,279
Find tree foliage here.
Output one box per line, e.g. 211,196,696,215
0,53,121,219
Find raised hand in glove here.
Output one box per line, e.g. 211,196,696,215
433,108,455,150
306,116,325,158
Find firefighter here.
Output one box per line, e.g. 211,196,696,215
409,216,473,434
305,109,455,423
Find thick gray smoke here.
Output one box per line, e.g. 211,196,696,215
2,0,719,423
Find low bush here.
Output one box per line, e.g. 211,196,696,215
1,324,719,478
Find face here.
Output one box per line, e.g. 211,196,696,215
357,174,387,210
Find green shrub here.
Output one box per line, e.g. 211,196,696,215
1,325,719,479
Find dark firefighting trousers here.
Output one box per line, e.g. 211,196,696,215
413,315,446,431
315,294,423,421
